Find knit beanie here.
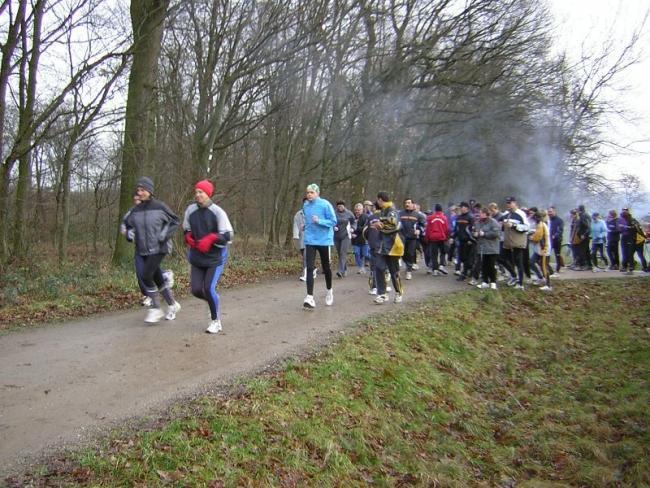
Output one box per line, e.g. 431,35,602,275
195,179,214,197
136,176,154,194
306,183,320,193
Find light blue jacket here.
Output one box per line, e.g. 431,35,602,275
303,197,336,246
591,219,607,244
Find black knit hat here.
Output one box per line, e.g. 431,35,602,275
136,176,154,194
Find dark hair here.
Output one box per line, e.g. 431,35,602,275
459,201,469,208
434,203,443,212
473,202,482,210
403,197,413,204
336,199,345,206
578,204,586,212
377,191,390,202
528,206,538,213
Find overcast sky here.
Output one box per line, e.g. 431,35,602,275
549,0,650,194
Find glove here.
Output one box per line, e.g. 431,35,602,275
126,229,135,241
184,232,196,248
196,233,219,253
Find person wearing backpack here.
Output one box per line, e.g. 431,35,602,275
619,207,648,274
425,203,449,275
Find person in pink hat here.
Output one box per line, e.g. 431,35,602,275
182,179,234,334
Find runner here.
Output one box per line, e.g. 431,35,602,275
590,212,608,270
605,209,621,270
547,206,564,273
502,196,528,290
453,202,475,281
474,207,500,289
124,177,181,323
333,200,355,278
424,203,449,276
398,198,426,279
529,209,552,291
373,191,405,304
351,203,369,274
302,183,336,309
183,179,234,333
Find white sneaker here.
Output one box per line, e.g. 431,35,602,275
299,269,307,281
386,285,392,292
490,283,497,290
369,288,378,295
374,295,387,304
394,293,403,303
412,264,419,270
162,270,174,288
426,268,433,274
454,270,461,276
165,301,181,320
313,269,318,279
141,296,152,307
507,277,517,287
303,295,315,309
144,308,164,323
539,285,552,292
514,284,525,290
432,270,440,276
325,289,334,306
206,319,222,334
405,271,412,280
468,279,478,286
477,282,489,289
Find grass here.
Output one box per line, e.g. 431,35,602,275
11,278,649,487
0,238,301,331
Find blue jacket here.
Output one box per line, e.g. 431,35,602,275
591,219,607,244
303,197,336,246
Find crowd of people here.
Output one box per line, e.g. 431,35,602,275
293,185,650,308
120,177,649,329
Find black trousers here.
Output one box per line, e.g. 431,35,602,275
305,245,333,294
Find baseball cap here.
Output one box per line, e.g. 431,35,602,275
505,196,516,203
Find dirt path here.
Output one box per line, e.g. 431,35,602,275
0,268,641,475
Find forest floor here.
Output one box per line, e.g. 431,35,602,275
1,267,647,485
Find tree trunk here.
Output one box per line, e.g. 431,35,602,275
112,0,170,265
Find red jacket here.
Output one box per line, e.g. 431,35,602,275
425,212,449,242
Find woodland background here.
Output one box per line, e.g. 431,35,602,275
0,0,647,271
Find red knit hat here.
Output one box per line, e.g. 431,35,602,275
195,179,214,197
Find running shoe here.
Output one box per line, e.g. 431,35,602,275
144,308,164,323
141,296,152,307
489,283,498,290
299,269,307,281
477,282,489,289
206,319,222,334
374,295,387,304
514,284,525,290
303,295,316,309
539,285,552,292
165,301,181,320
394,294,403,303
405,271,412,280
368,288,378,295
325,289,334,306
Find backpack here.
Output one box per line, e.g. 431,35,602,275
633,220,646,245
